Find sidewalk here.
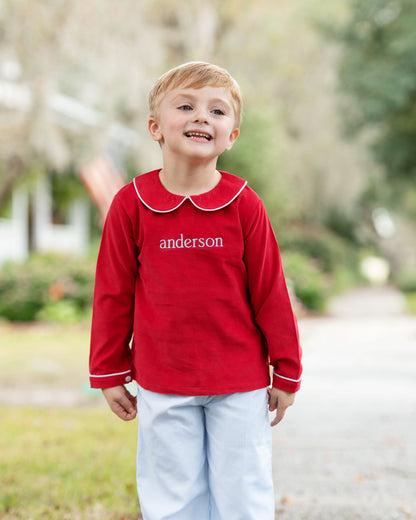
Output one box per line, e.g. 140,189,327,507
272,286,416,520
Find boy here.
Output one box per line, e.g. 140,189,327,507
89,62,302,520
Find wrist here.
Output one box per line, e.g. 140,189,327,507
272,370,301,392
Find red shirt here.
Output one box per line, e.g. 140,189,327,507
89,169,302,394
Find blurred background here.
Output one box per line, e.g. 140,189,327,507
0,1,415,519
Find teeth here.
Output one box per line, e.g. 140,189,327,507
186,132,211,140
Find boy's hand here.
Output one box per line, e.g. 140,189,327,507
102,385,137,421
268,387,295,427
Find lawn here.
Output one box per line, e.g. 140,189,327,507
0,407,140,519
0,321,92,390
0,322,141,519
405,291,416,314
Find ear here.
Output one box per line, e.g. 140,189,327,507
225,128,240,151
148,117,163,142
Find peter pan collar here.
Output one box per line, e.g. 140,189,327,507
133,169,247,213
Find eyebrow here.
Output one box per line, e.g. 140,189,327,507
170,92,231,109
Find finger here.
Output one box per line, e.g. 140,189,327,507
270,406,286,427
111,391,137,421
111,397,137,421
122,392,137,414
268,393,278,412
270,396,290,426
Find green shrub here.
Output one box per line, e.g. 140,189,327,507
278,225,362,300
279,226,358,275
396,269,416,293
36,300,85,324
282,251,330,312
0,253,95,321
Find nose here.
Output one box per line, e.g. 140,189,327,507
193,107,209,124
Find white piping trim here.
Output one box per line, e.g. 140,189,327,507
133,177,187,213
90,369,131,378
189,181,247,212
133,177,247,213
273,371,302,383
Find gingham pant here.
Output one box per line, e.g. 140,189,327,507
136,385,274,520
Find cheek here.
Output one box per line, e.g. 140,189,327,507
166,118,185,133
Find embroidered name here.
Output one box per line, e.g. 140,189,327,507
160,233,223,249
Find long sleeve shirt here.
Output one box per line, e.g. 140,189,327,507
89,169,302,395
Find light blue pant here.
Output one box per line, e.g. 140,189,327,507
136,386,274,520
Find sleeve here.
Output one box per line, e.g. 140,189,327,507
89,192,138,389
241,191,302,392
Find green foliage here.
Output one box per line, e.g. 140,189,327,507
217,108,291,224
279,226,359,276
396,268,416,293
279,226,362,311
282,252,329,312
217,109,278,192
0,253,95,322
332,0,416,183
323,206,362,245
50,169,86,222
36,300,87,324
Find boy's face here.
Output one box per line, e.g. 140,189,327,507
148,86,239,163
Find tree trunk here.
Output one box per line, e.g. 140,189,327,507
0,155,26,213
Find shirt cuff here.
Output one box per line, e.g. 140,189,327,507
272,370,301,392
89,369,133,389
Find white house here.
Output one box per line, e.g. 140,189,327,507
0,188,28,264
0,177,90,265
0,64,138,265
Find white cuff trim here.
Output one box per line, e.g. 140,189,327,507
273,371,302,383
90,369,131,378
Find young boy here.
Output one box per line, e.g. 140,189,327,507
89,62,302,520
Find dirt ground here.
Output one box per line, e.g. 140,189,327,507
272,286,416,520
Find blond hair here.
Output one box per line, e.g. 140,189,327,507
149,62,242,128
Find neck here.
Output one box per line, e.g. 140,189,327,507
159,157,221,196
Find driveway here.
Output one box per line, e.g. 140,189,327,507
272,286,416,520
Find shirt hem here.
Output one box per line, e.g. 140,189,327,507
136,377,271,396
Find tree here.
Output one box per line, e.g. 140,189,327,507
334,0,416,185
0,0,377,233
0,0,162,211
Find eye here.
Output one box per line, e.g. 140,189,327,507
178,104,192,111
212,108,225,116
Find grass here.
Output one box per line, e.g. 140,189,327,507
0,407,140,519
0,321,91,387
0,322,141,519
404,292,416,314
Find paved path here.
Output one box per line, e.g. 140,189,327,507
272,286,416,520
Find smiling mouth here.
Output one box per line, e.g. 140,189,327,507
185,131,213,141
